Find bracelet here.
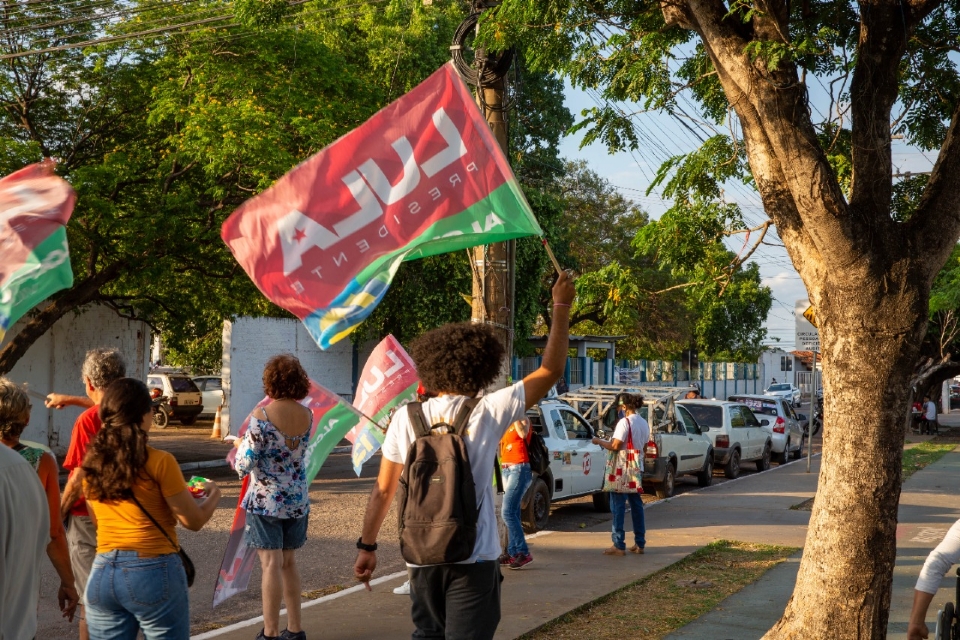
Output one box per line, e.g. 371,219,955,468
554,303,571,308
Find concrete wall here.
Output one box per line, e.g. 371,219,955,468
1,304,150,454
759,348,796,389
221,317,376,435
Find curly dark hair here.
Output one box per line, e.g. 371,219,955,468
263,354,310,400
409,323,505,395
83,378,152,502
618,393,644,413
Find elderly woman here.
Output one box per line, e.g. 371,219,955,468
0,377,80,621
235,354,313,640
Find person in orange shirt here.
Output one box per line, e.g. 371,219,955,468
499,417,534,569
81,378,221,639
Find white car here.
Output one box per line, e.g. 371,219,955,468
192,376,223,418
147,370,203,426
729,394,806,464
678,400,773,479
764,383,802,407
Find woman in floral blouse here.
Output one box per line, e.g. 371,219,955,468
236,354,313,640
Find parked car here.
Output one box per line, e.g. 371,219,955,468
193,375,223,418
147,370,203,427
678,400,773,478
764,383,802,407
728,394,806,464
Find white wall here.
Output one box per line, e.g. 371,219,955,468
759,348,795,388
1,304,150,454
221,317,376,435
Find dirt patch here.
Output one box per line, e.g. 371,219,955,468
789,497,815,511
518,540,798,640
301,584,349,599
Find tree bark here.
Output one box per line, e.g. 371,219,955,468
0,261,125,376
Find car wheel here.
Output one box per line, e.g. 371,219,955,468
592,491,612,513
697,454,714,487
812,417,823,437
180,416,197,426
757,443,771,472
776,438,789,464
655,463,676,499
521,478,550,533
938,602,955,640
724,449,741,479
791,435,806,460
152,409,168,429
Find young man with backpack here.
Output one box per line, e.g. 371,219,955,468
354,272,574,639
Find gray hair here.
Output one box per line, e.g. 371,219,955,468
0,377,31,439
81,348,126,391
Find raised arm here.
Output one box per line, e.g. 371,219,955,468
45,393,94,410
522,271,575,410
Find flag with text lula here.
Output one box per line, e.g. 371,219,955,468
212,379,375,607
221,62,543,350
346,335,419,475
0,163,75,342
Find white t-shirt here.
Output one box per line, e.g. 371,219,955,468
612,414,651,472
917,517,960,594
925,401,937,421
0,444,49,640
382,382,526,565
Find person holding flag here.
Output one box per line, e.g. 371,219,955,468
353,271,574,639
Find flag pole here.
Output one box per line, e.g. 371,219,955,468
542,239,563,276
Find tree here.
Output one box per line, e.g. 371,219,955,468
488,1,960,636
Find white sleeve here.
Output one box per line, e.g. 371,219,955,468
612,417,629,443
480,382,526,441
636,417,651,445
381,408,411,465
916,518,960,594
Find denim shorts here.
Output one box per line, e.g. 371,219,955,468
244,513,308,550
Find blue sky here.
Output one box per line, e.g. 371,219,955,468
557,85,938,351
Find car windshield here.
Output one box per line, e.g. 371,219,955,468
170,377,200,393
681,404,722,428
767,384,790,391
730,396,779,416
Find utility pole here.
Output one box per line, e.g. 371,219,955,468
471,75,515,388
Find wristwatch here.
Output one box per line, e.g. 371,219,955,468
356,537,378,552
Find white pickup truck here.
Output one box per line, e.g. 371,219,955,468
521,387,714,531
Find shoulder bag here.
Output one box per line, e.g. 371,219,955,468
130,494,196,587
601,418,644,494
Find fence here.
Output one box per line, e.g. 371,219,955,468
512,356,760,397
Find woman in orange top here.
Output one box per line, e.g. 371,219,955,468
499,417,533,569
81,378,221,639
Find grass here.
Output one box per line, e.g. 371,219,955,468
518,540,798,640
902,441,955,480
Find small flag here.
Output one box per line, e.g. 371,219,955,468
347,335,419,475
222,63,543,350
0,163,75,342
212,379,374,607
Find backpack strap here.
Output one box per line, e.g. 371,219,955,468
451,398,480,437
407,402,432,439
494,456,504,494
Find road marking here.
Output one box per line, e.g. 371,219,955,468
911,527,948,543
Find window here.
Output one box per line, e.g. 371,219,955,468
527,411,546,435
548,409,568,440
205,378,222,391
169,377,200,393
740,406,762,427
682,404,723,429
780,356,793,372
729,406,746,428
559,410,592,439
677,405,700,435
147,376,162,390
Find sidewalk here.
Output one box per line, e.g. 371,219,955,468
667,446,960,639
193,456,823,640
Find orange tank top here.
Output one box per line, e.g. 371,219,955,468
500,425,531,465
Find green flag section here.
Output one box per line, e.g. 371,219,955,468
222,63,542,350
0,162,76,342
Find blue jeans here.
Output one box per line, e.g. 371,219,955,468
500,463,532,557
85,550,190,640
610,492,645,550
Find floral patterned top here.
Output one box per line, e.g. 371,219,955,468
236,406,312,519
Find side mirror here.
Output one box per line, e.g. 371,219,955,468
759,419,770,426
700,425,709,432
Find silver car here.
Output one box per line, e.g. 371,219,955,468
764,383,802,407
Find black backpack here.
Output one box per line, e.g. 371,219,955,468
526,430,550,476
397,399,479,565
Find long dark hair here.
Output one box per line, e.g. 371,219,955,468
82,378,152,502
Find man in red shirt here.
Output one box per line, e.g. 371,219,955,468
49,348,125,640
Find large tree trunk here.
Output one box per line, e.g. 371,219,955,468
767,272,929,637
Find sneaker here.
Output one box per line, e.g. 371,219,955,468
393,580,411,595
628,545,645,554
498,552,515,566
280,631,306,640
509,553,533,569
256,630,280,640
603,546,626,556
